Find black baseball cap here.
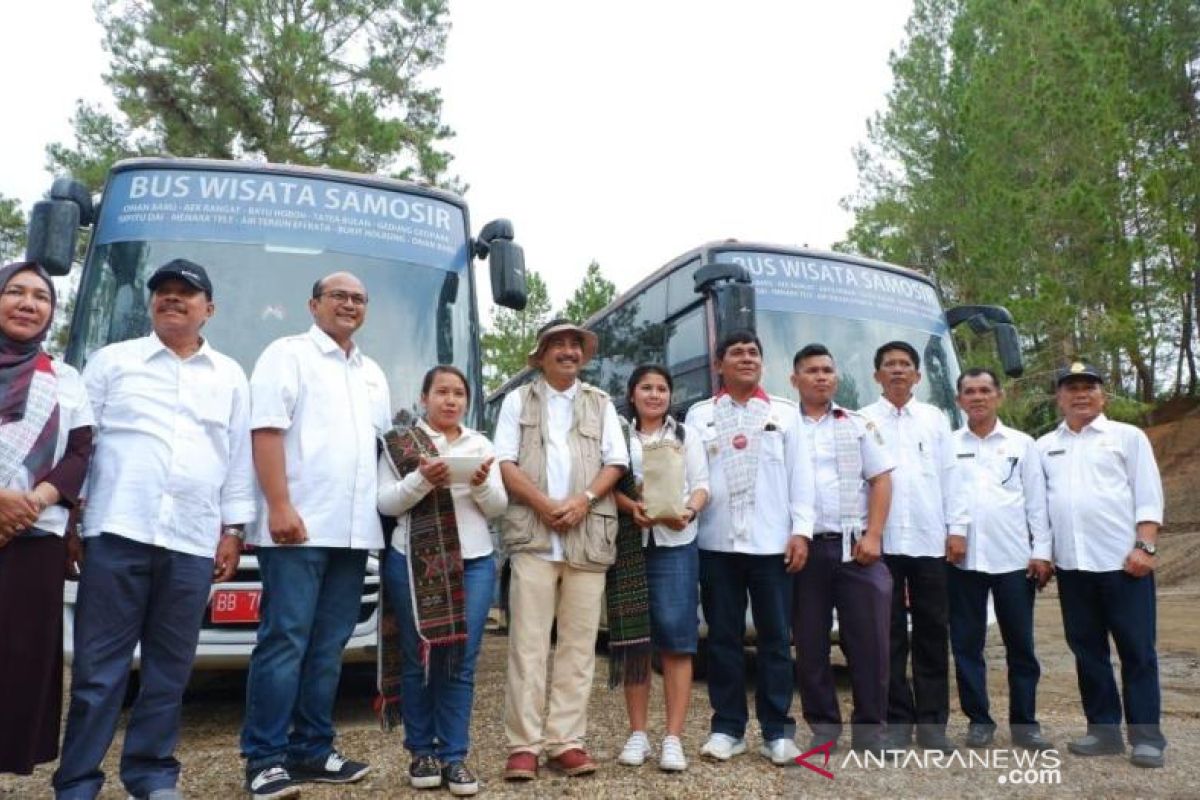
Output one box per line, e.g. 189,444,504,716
1054,361,1104,387
147,259,213,299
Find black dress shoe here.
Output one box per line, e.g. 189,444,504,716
965,724,995,748
1067,734,1125,756
881,726,912,749
1013,731,1054,751
807,735,839,755
916,731,957,754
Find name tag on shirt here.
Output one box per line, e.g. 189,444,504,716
956,452,975,459
1046,449,1066,457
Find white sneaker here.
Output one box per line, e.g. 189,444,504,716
618,731,652,766
760,737,802,766
659,735,687,772
699,732,747,761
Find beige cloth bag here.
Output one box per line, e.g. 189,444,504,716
641,439,686,520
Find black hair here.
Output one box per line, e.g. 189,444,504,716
421,365,471,405
793,343,834,371
311,277,324,299
626,364,673,430
874,340,920,371
716,329,764,361
956,366,1001,393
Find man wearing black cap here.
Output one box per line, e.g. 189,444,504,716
1037,362,1167,768
55,259,256,800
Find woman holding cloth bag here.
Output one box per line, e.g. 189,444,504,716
610,365,709,772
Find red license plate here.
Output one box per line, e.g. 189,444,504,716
211,589,261,623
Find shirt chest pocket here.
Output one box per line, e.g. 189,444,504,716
761,430,785,462
916,438,937,476
189,381,234,428
1093,442,1131,488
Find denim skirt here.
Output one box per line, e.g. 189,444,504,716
645,538,700,653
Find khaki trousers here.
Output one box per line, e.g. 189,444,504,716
503,552,605,756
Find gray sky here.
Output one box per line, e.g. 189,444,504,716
0,0,912,312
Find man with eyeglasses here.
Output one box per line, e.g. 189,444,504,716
949,368,1053,752
240,272,391,798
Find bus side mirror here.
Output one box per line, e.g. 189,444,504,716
710,282,756,343
995,323,1024,378
25,199,80,276
475,219,527,311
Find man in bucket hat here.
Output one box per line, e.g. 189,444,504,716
493,318,628,780
1037,361,1167,768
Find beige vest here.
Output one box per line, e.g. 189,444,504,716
500,378,618,571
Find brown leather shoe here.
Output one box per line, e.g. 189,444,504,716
503,751,539,781
548,748,597,777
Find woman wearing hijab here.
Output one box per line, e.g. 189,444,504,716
0,261,95,776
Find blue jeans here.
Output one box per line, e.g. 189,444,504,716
240,547,368,771
947,568,1040,732
699,550,795,741
1057,569,1166,748
383,551,495,763
54,534,212,800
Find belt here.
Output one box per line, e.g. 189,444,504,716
813,532,842,542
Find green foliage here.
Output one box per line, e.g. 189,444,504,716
48,0,458,193
560,261,616,323
481,270,552,393
0,194,26,263
841,0,1200,413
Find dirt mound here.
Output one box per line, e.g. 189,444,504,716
1146,409,1200,527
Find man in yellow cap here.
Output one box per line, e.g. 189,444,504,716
493,318,628,780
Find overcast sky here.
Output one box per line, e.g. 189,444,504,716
0,0,913,311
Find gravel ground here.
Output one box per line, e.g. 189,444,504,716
4,533,1200,799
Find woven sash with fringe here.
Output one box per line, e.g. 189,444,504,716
605,417,652,687
374,423,467,730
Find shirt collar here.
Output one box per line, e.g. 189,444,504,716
1058,413,1109,436
963,419,1009,441
417,417,477,445
543,380,579,400
802,400,840,424
715,385,770,406
308,324,362,365
141,331,212,364
878,394,916,416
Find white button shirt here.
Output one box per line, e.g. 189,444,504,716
493,380,629,561
81,334,256,557
801,403,894,533
1037,414,1163,572
952,421,1051,573
5,361,95,536
686,392,815,554
250,325,391,549
860,396,969,557
377,420,507,560
627,417,710,547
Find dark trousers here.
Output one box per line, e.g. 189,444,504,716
54,534,213,800
792,537,891,745
699,550,795,741
884,554,949,735
1057,569,1166,748
947,567,1040,733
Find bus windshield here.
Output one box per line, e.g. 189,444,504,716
715,250,961,423
67,166,479,423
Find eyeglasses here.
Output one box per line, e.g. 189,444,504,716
318,290,368,306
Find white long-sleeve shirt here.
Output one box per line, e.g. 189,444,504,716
249,325,391,550
952,421,1051,573
377,420,507,559
1037,414,1163,572
81,334,256,557
686,392,815,554
860,396,969,557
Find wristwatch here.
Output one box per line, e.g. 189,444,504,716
584,490,600,509
1134,539,1157,556
222,525,246,541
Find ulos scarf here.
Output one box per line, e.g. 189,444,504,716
375,420,467,731
831,407,866,562
605,417,652,688
0,262,59,488
713,387,772,542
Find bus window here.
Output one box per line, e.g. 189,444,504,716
666,306,710,414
